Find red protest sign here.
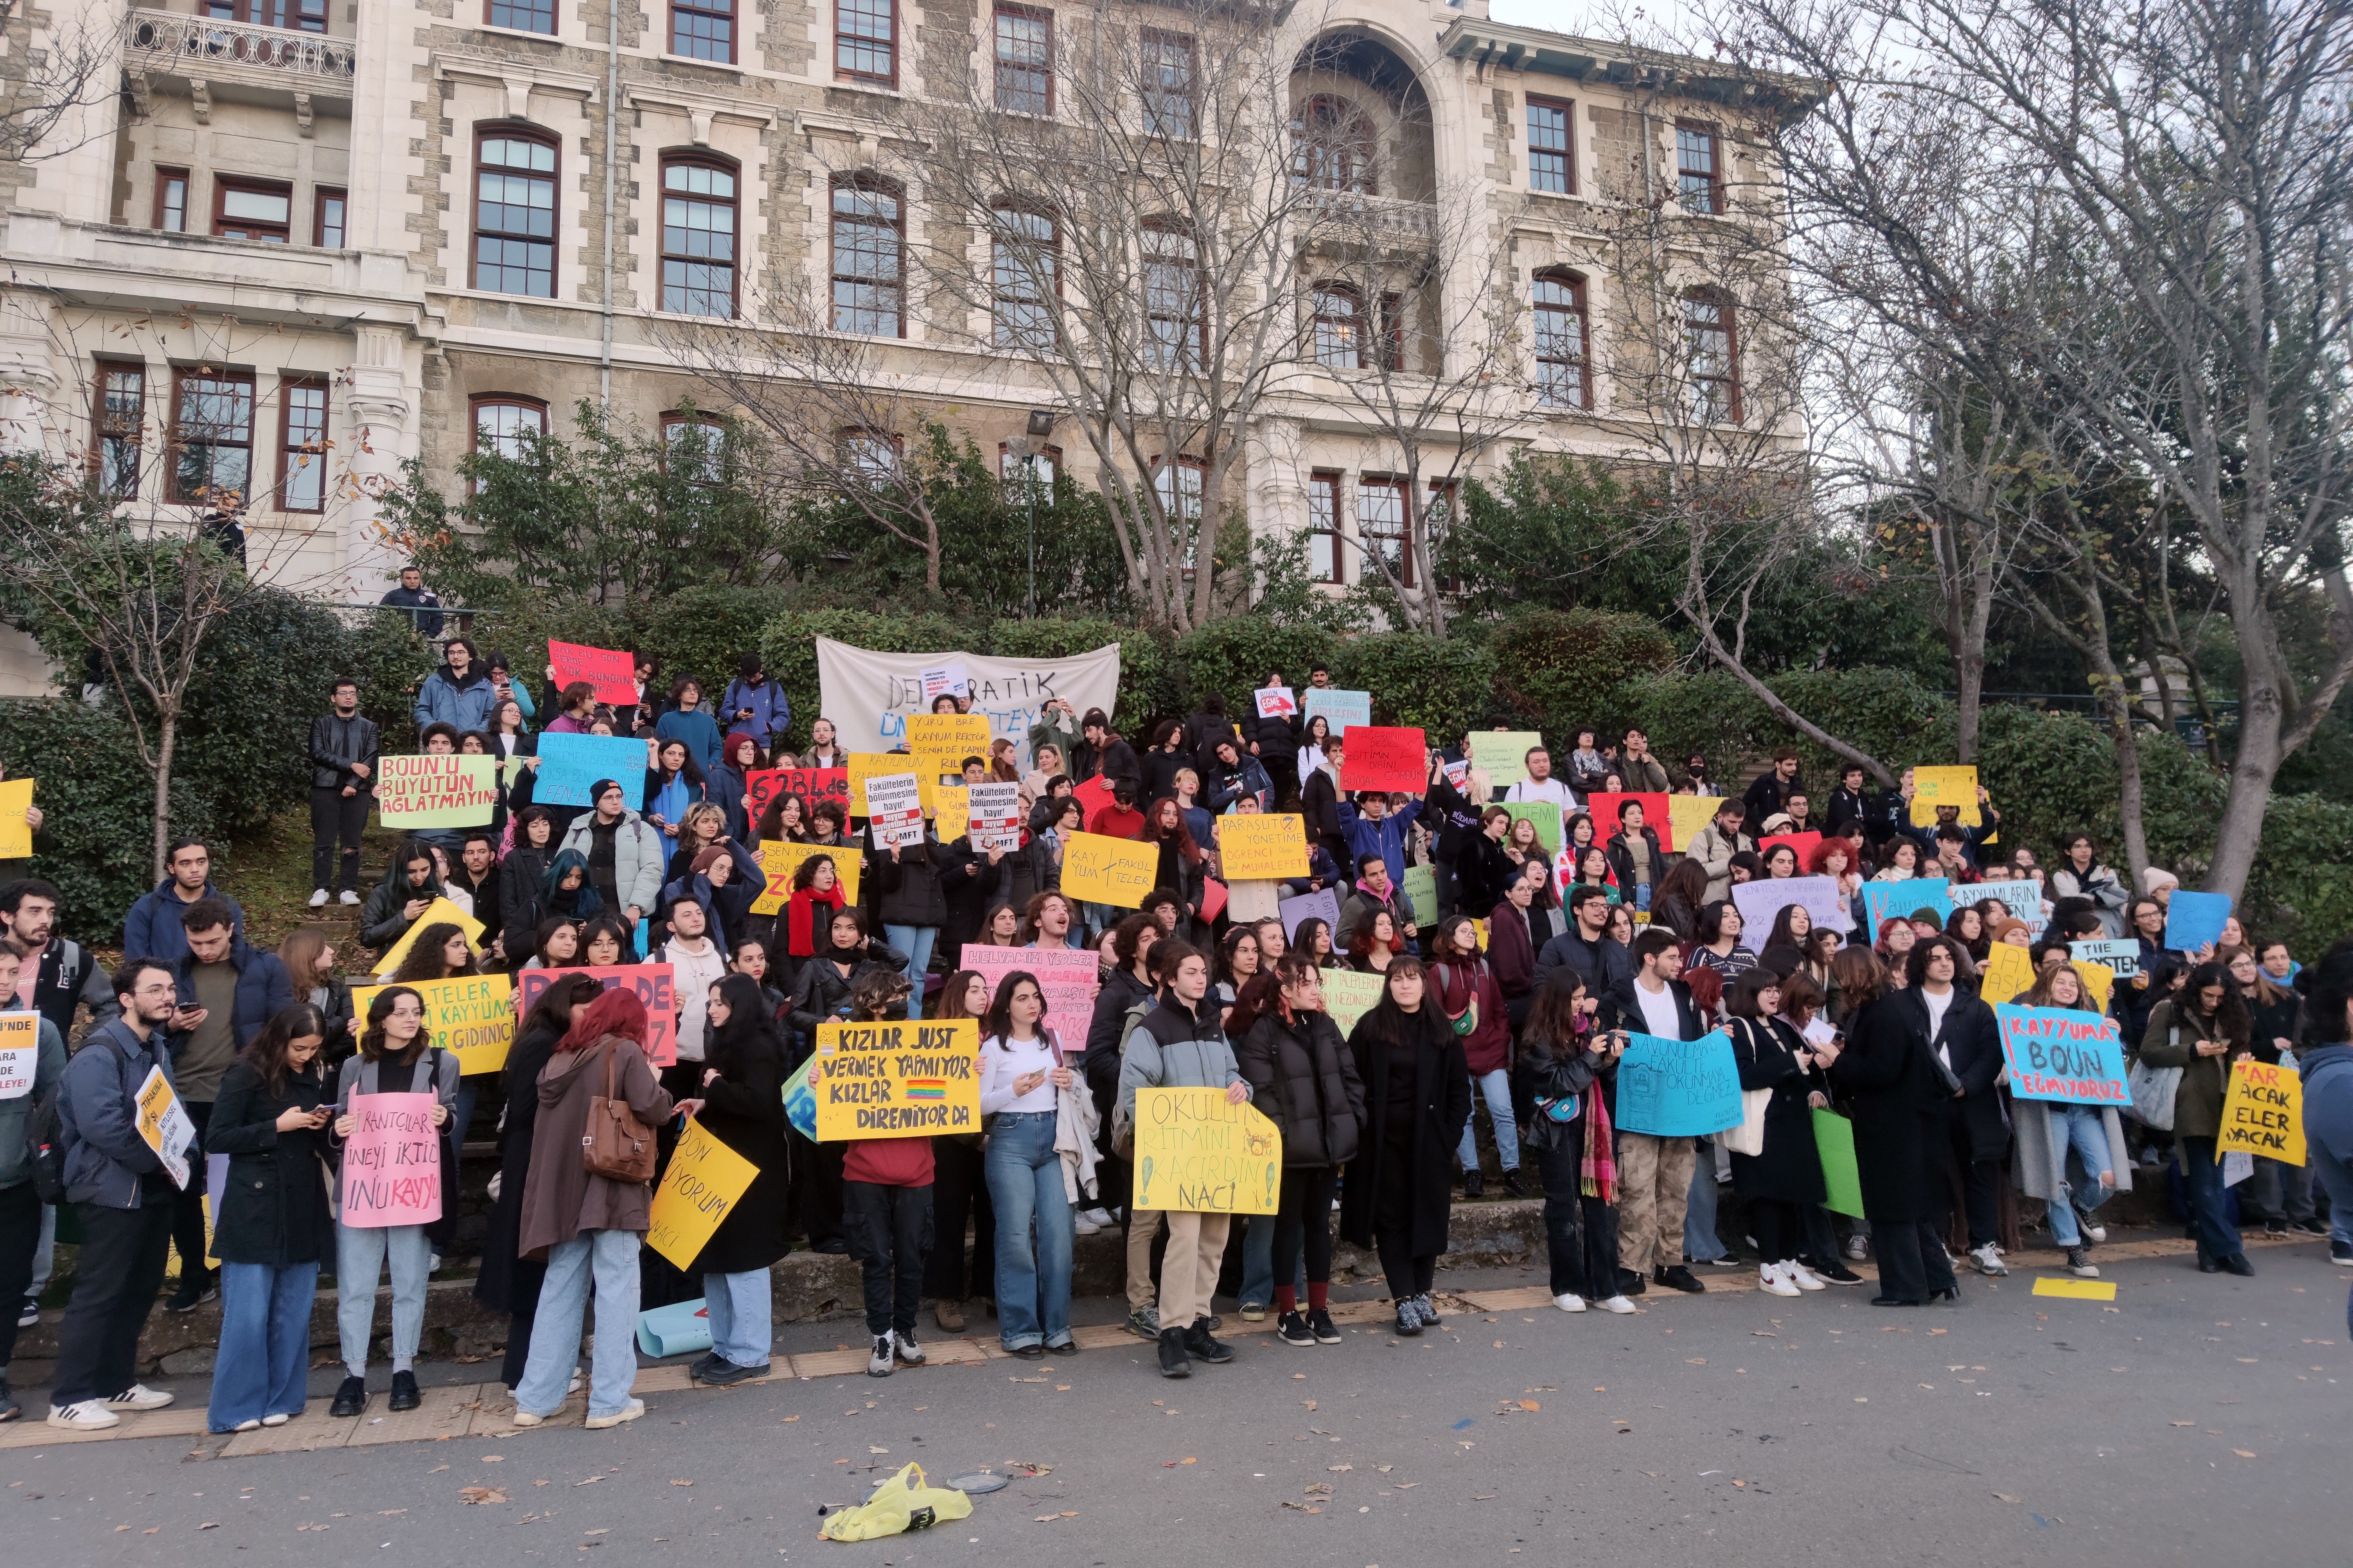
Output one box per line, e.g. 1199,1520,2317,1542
746,767,848,826
548,640,639,705
1073,773,1118,831
514,962,677,1067
1337,726,1427,794
1583,791,1676,850
1759,829,1823,870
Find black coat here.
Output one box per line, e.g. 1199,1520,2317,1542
875,840,954,928
688,1020,791,1275
204,1059,334,1267
1339,1005,1471,1258
476,1021,561,1315
1236,1010,1366,1169
1933,989,2009,1161
1726,1016,1827,1204
1142,745,1190,804
1084,965,1155,1063
939,838,1006,960
1829,992,1959,1223
500,845,553,960
785,939,910,1038
1603,826,1668,897
1453,832,1515,917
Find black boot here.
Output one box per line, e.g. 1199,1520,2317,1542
389,1370,421,1412
1464,1169,1485,1198
1157,1326,1191,1378
329,1375,367,1417
1501,1168,1530,1199
1185,1317,1236,1364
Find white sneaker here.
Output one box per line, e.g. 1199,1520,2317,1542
1970,1243,2008,1277
1783,1260,1829,1292
106,1383,174,1411
1073,1210,1105,1236
230,1418,261,1432
584,1398,644,1430
1594,1294,1638,1315
1758,1263,1801,1298
892,1329,925,1366
868,1334,895,1377
1078,1207,1114,1229
339,890,361,906
509,1410,547,1428
2079,1218,2109,1244
261,1414,290,1427
1845,1234,1870,1261
308,888,330,908
46,1400,119,1430
1553,1292,1587,1313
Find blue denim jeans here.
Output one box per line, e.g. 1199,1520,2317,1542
985,1112,1074,1349
1239,1211,1306,1309
2045,1105,2116,1247
208,1261,318,1431
1456,1067,1521,1173
1683,1139,1727,1261
336,1221,430,1375
883,925,938,1019
2312,1116,2353,1247
702,1268,772,1369
2177,1136,2242,1263
516,1228,642,1419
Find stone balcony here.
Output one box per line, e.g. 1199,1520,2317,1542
121,7,356,126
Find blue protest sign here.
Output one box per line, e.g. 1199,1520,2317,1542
1613,1027,1743,1137
2069,938,2139,980
1860,877,1951,936
1302,689,1372,736
1994,1005,2130,1105
2163,890,2231,951
534,733,648,810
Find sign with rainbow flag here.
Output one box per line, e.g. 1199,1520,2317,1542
810,1018,982,1141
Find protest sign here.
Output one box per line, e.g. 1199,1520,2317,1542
1072,773,1118,831
846,752,936,818
1200,877,1227,922
1338,726,1427,794
920,661,970,702
1278,886,1342,945
1584,791,1676,850
864,773,927,850
135,1066,194,1189
1401,864,1437,927
1302,688,1372,736
547,639,639,705
749,840,861,915
1467,731,1544,788
2216,1060,2306,1166
961,946,1099,1031
1667,793,1719,849
351,974,515,1075
646,1116,762,1269
1731,875,1848,940
1254,685,1297,719
932,784,969,844
745,767,849,827
338,1092,444,1227
1132,1089,1282,1215
811,1018,982,1141
1994,1005,2129,1104
815,636,1121,771
1442,759,1471,790
1320,969,1385,1035
515,962,677,1067
534,732,649,810
966,781,1023,852
0,1013,40,1099
0,778,31,858
2075,960,2115,1014
1759,829,1822,869
1974,878,2045,938
1908,765,1981,826
370,897,487,976
1505,800,1561,856
2071,938,2140,980
1212,814,1308,881
1812,1108,1864,1217
782,1053,816,1139
908,713,992,780
1978,942,2037,1005
2164,890,2232,951
1060,831,1157,908
1860,878,1952,935
375,754,499,829
1614,1028,1744,1137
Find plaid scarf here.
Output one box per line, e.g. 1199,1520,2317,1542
1581,1069,1618,1203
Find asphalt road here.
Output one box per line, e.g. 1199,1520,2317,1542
6,1241,2347,1567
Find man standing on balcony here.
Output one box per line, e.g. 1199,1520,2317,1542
380,565,444,640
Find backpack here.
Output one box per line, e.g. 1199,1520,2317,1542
25,1084,65,1204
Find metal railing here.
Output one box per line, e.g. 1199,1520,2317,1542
122,8,357,84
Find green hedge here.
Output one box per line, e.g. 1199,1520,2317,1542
1486,609,1679,742
1328,632,1499,739
0,698,214,933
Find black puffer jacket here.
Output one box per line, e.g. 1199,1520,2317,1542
1237,1008,1366,1169
785,937,911,1040
875,840,954,928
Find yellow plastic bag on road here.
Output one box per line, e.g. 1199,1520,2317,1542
817,1462,974,1541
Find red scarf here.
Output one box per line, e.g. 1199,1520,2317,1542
786,886,844,957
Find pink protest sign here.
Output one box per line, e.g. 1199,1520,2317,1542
339,1091,443,1228
959,946,1101,1039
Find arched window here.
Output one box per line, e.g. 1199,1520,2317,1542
663,412,727,485
830,176,903,337
473,128,557,297
1142,220,1200,369
661,155,737,317
470,395,546,492
1311,283,1363,370
991,205,1057,349
1683,289,1739,422
1532,270,1590,409
1291,95,1376,196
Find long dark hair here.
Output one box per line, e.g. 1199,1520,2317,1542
650,737,707,788
518,971,600,1044
1521,975,1588,1064
358,985,429,1063
2183,960,2254,1044
1143,798,1204,863
938,968,991,1023
389,921,477,983
981,969,1049,1042
1221,966,1290,1039
237,1002,329,1097
1359,956,1441,1046
708,972,782,1076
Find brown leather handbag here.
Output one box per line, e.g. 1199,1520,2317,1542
582,1039,657,1183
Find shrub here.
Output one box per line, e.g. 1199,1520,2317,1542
1173,619,1338,718
1486,609,1678,740
1328,632,1498,739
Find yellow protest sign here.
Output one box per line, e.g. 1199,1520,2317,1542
2216,1059,2305,1166
2075,960,2114,1015
1320,969,1386,1035
1132,1088,1282,1215
811,1018,982,1141
0,777,32,858
1909,765,1981,827
933,784,970,844
646,1116,762,1269
370,897,487,976
1467,731,1544,789
133,1066,194,1189
375,754,499,829
907,714,991,782
1059,831,1158,908
1669,794,1719,849
351,973,516,1075
1213,813,1309,881
848,752,937,817
1978,941,2035,1005
749,839,862,916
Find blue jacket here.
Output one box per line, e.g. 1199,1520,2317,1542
656,707,725,775
59,1017,176,1209
122,877,245,964
1335,798,1423,890
413,662,498,733
172,936,294,1052
720,678,789,750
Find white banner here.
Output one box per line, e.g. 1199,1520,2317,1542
814,637,1123,770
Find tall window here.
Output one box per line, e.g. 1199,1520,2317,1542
1427,479,1462,592
154,168,188,232
169,369,254,505
488,0,556,32
991,205,1056,349
1528,96,1572,194
93,362,145,499
1142,221,1200,369
1676,121,1721,213
1532,271,1589,409
1308,470,1342,583
1154,456,1205,574
249,0,328,27
1141,30,1194,137
664,414,727,484
474,131,557,297
278,375,328,512
836,0,895,83
314,187,346,248
1291,96,1375,195
993,4,1051,114
213,178,291,242
842,428,901,483
1311,284,1363,370
1357,476,1411,587
661,157,737,317
1683,291,1739,422
472,396,547,460
670,0,733,61
830,177,903,336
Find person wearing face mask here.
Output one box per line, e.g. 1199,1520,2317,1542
1339,959,1473,1338
2139,961,2258,1276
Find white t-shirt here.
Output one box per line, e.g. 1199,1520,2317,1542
662,936,727,1063
979,1031,1062,1115
1922,985,1954,1065
1505,775,1579,813
1634,976,1682,1040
